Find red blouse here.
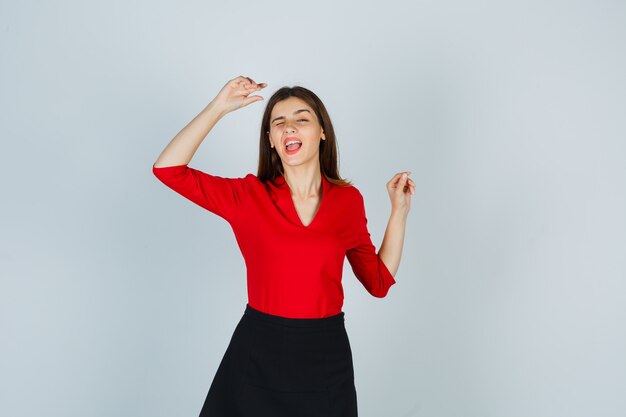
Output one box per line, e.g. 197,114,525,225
152,163,396,318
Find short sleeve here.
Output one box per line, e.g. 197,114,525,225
152,163,253,224
346,188,397,298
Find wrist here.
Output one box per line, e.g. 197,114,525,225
205,100,228,119
390,208,409,221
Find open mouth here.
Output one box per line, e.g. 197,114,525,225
284,139,302,154
285,140,302,151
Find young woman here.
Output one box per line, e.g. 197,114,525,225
152,76,414,416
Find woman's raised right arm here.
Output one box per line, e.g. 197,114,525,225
153,76,267,168
151,76,267,223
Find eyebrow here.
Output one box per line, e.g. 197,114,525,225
271,109,312,124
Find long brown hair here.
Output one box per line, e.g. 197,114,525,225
256,86,352,188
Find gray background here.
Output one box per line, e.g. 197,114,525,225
1,1,625,416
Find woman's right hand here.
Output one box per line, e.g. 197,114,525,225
212,76,268,116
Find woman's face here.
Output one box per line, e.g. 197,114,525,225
268,97,326,168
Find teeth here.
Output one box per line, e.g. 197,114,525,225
285,140,302,147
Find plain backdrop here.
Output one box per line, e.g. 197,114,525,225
1,1,625,416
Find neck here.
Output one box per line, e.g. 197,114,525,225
283,165,322,198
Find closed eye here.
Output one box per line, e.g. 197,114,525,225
275,119,308,126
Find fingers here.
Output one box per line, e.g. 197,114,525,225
389,171,413,185
229,76,267,108
388,171,416,195
399,172,415,195
391,171,411,181
234,76,267,91
242,94,264,106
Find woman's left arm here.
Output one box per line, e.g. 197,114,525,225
379,172,415,277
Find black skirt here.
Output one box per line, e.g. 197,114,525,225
198,304,358,417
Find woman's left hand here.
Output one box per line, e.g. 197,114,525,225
386,171,415,214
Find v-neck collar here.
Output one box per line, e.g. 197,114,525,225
270,173,331,228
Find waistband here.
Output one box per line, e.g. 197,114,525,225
243,304,345,328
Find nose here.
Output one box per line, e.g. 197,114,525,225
284,123,296,133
